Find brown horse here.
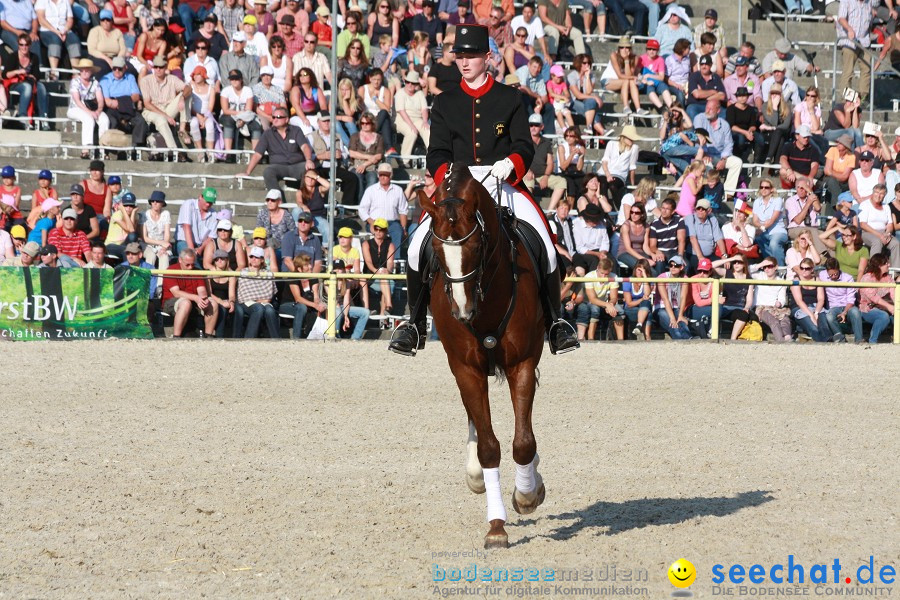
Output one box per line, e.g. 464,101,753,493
418,163,547,549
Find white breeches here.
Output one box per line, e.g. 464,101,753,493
407,165,556,274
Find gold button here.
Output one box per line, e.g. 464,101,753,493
475,99,481,104
476,142,481,148
475,113,481,118
475,128,480,133
476,158,482,164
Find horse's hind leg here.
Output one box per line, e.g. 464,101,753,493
466,420,485,494
453,364,508,549
508,362,546,515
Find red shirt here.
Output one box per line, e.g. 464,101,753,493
47,228,90,261
162,263,207,302
311,20,331,46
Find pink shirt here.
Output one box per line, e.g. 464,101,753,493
676,172,699,217
639,54,665,75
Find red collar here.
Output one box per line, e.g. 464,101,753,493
461,75,494,99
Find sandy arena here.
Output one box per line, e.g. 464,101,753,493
1,340,898,599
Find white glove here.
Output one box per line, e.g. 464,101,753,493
490,157,515,180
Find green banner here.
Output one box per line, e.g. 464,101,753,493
0,265,153,340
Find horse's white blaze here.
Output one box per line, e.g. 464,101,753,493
443,241,470,319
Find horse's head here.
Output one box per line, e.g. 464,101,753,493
420,164,490,323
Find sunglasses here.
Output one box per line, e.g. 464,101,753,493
273,114,288,119
63,217,75,221
304,40,316,44
373,226,386,231
630,210,642,215
19,42,29,47
196,45,208,49
112,66,124,71
799,266,813,271
759,185,772,189
360,120,373,125
265,197,279,202
696,207,709,211
515,33,526,38
697,269,710,273
669,262,682,267
346,20,357,25
529,124,541,127
807,94,818,98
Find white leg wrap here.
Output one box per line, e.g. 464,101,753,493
514,458,537,494
483,467,507,523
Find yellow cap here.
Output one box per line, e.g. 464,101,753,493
243,14,258,25
253,227,268,239
10,224,26,239
337,227,354,238
373,218,389,229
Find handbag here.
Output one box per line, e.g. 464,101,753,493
737,320,763,341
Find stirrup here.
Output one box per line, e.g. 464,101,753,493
548,319,580,355
388,321,425,357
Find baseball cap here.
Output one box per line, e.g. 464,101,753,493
735,55,749,66
38,169,52,180
213,249,229,260
549,64,564,77
771,59,786,72
377,162,393,174
699,54,713,66
111,56,126,68
243,14,257,24
232,31,247,42
22,241,40,257
860,150,876,161
201,186,217,203
70,183,84,195
297,211,313,222
646,38,660,50
152,54,167,67
260,65,275,76
203,12,218,23
149,190,166,205
796,124,811,138
121,192,136,206
217,219,233,231
695,199,712,210
373,218,389,229
40,244,59,256
10,224,26,240
697,258,713,272
337,227,354,238
332,259,346,270
62,208,78,220
705,8,718,18
41,198,62,212
668,255,685,266
1,166,15,178
315,5,330,16
108,175,122,185
125,242,142,254
528,113,543,125
248,246,266,258
99,9,113,19
265,188,282,200
253,227,268,239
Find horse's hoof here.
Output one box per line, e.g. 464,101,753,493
466,472,486,494
484,533,509,549
512,483,546,515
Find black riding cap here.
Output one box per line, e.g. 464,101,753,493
452,25,490,55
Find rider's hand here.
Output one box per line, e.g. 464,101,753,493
490,157,514,180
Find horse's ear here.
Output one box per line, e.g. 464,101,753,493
418,189,436,217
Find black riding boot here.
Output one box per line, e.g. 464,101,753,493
543,267,580,355
388,266,429,356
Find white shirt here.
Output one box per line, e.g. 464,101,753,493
722,221,757,244
231,31,270,62
617,194,658,226
761,76,802,108
571,216,610,254
221,85,253,112
752,272,787,307
857,200,891,232
35,0,72,32
183,54,221,86
601,140,639,180
359,183,409,222
509,14,545,46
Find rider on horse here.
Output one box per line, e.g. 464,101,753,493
389,25,580,357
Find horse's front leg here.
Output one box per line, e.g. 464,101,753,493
452,361,508,549
508,361,546,515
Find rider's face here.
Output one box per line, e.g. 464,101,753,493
455,53,488,80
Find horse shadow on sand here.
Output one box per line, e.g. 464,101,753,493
508,490,773,546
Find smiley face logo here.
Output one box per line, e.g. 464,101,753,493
668,559,696,588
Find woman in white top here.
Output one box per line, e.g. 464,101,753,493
556,126,586,198
721,201,759,258
260,35,293,93
617,177,659,226
142,192,171,270
750,256,793,341
600,125,640,207
358,68,394,154
36,0,81,79
785,228,821,278
67,59,110,159
394,71,429,159
188,65,218,163
847,155,885,207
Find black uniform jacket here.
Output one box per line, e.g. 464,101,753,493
426,76,535,187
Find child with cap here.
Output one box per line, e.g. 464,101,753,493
27,198,63,246
638,39,673,111
332,226,369,308
0,165,23,230
250,226,278,270
32,170,58,210
106,192,139,261
331,258,372,340
547,64,574,131
9,224,27,255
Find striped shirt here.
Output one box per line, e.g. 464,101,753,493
47,228,90,261
837,0,872,49
649,215,686,254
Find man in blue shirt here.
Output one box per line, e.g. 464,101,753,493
684,199,726,270
692,98,744,199
281,212,324,273
0,0,38,53
100,57,148,148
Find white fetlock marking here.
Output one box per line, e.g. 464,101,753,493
483,467,507,523
514,457,537,495
466,421,482,479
